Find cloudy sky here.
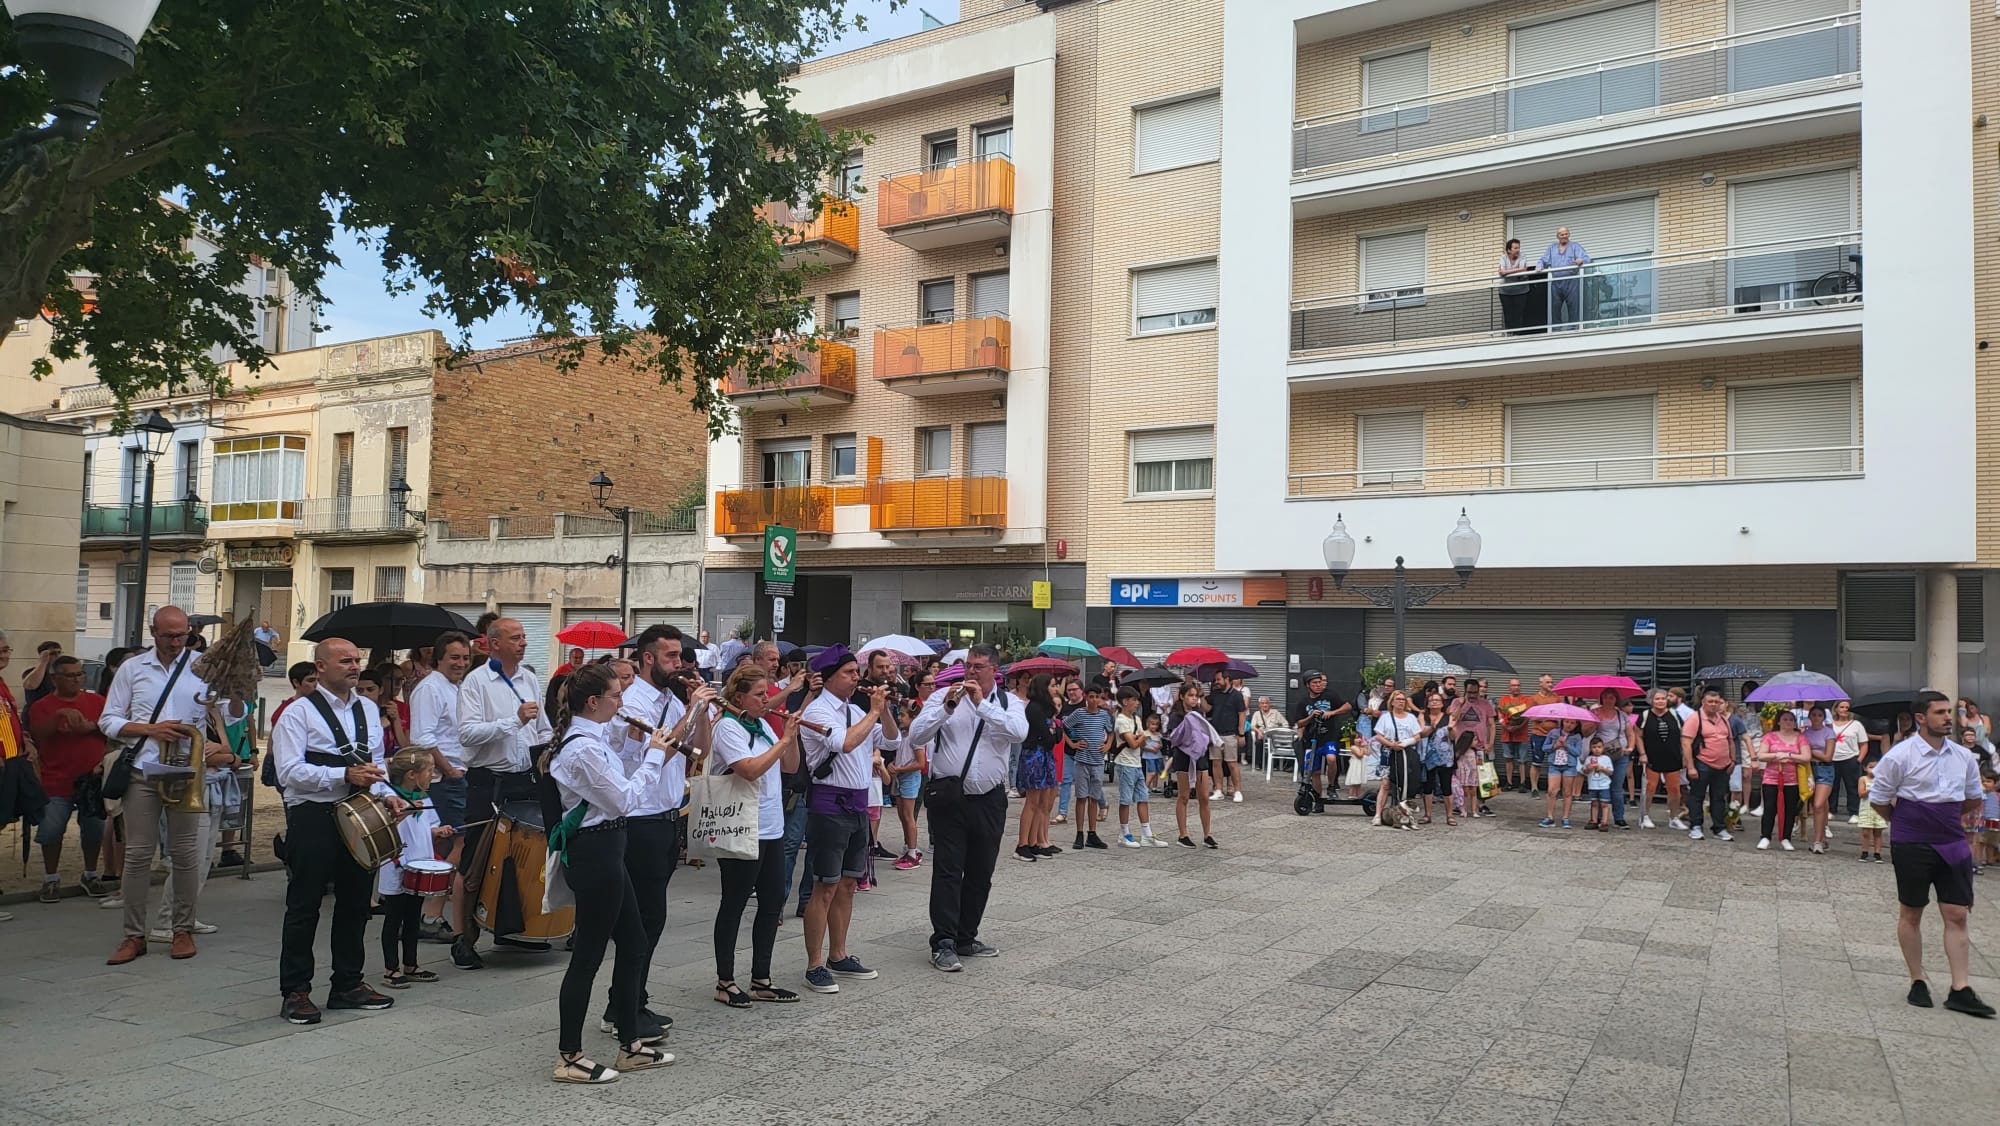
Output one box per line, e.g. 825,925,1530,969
312,1,960,348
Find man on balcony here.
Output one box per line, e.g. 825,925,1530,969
1537,228,1591,330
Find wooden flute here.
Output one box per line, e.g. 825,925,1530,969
718,701,831,735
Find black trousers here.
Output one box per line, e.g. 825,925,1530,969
715,835,785,981
1831,758,1863,814
927,787,1007,951
560,827,647,1053
279,801,374,996
380,892,422,970
1690,761,1732,833
605,814,676,1014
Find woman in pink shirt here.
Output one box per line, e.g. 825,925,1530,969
1755,710,1811,851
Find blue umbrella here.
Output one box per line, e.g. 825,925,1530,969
1038,636,1099,659
775,640,802,658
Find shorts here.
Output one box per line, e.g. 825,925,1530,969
429,774,469,828
1302,741,1337,773
806,810,870,883
1529,734,1553,767
1891,841,1974,909
1217,735,1240,764
1587,786,1611,800
1116,765,1149,806
1810,763,1835,786
1142,754,1164,777
1072,763,1106,805
1546,758,1580,778
36,794,104,851
1644,753,1684,775
894,770,923,801
1501,740,1530,763
1169,750,1207,776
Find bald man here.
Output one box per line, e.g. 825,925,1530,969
452,616,553,969
271,638,408,1024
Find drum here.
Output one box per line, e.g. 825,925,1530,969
400,858,454,897
473,801,574,942
334,792,401,870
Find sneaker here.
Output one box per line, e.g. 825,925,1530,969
1847,814,1859,825
148,928,172,943
1121,834,1142,848
827,955,877,980
1778,839,1794,851
98,896,123,910
1908,980,1935,1008
869,842,898,860
1034,846,1062,857
1012,847,1037,863
1825,826,1835,840
1689,827,1704,841
1561,819,1573,829
191,921,218,935
1747,805,1764,817
1208,790,1223,800
1810,842,1826,855
855,880,871,892
803,966,839,993
1858,852,1872,863
1640,816,1655,829
1539,818,1556,828
1231,792,1243,803
961,940,999,958
893,853,920,870
1758,838,1771,850
1615,821,1631,830
451,937,484,971
419,917,458,944
1872,852,1885,863
1007,789,1022,799
326,984,394,1011
1944,986,1997,1018
931,943,963,972
1177,836,1196,848
1072,834,1086,851
218,849,244,868
78,875,107,898
38,882,60,904
281,992,322,1025
1716,830,1734,842
1668,817,1688,830
1085,833,1109,850
598,1012,667,1044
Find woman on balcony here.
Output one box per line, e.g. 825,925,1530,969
1497,238,1538,334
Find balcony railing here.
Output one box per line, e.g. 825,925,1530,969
758,195,860,262
1291,234,1861,357
872,316,1011,390
1294,14,1860,175
867,475,1007,533
1289,445,1863,498
296,494,420,537
713,484,834,538
721,338,858,402
877,156,1014,232
80,502,208,539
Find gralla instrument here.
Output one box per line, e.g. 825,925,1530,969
334,791,402,870
614,713,703,754
717,702,829,736
474,800,574,943
399,858,454,897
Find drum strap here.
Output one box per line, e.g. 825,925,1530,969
304,692,370,793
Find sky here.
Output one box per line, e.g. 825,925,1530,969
311,1,960,349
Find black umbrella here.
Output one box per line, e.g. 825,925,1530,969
302,602,478,651
0,755,46,876
1433,643,1514,673
1120,665,1183,687
1694,663,1768,682
188,613,227,628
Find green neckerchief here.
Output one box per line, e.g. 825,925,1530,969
392,783,427,805
548,802,588,866
729,712,766,742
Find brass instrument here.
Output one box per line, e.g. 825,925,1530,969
158,721,209,815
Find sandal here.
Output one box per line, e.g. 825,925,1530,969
749,977,801,1003
1050,814,1068,825
1420,815,1433,825
615,1043,673,1071
401,966,439,983
381,970,410,990
1446,816,1459,827
554,1052,618,1084
714,979,753,1008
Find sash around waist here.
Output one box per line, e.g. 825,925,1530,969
1890,798,1970,846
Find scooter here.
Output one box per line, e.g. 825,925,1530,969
1293,749,1377,817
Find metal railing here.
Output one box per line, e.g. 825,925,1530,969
876,155,1015,229
721,338,858,397
872,315,1011,382
80,502,208,537
1294,14,1860,174
433,508,699,541
1291,234,1860,356
296,494,420,536
758,194,861,255
867,475,1007,532
1288,444,1863,498
713,484,833,536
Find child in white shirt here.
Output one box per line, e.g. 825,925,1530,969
379,749,455,987
1583,739,1614,832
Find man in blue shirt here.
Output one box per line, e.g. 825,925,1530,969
1537,227,1590,329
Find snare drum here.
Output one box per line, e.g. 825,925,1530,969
400,858,454,897
334,792,402,870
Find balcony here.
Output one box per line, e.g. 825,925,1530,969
867,476,1007,541
1292,14,1860,213
758,196,860,266
295,495,422,543
871,316,1011,397
79,502,208,545
713,485,834,541
876,156,1014,251
721,339,858,407
1289,444,1863,500
1289,235,1861,385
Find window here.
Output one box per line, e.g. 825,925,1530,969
1728,169,1856,299
969,271,1010,317
1729,379,1857,477
375,566,406,602
1133,260,1218,333
828,433,858,480
1842,573,1915,643
177,441,199,501
80,451,91,505
123,447,141,505
335,431,355,503
387,427,410,499
760,439,811,487
1133,92,1222,174
8,319,28,336
1131,427,1215,496
327,568,355,612
75,566,89,632
920,279,956,325
1360,48,1430,133
261,308,281,350
968,423,1006,476
1507,195,1658,322
211,435,306,521
114,563,139,637
1504,394,1655,486
1729,0,1858,92
917,427,952,476
1357,411,1426,487
1358,230,1427,309
926,133,958,168
828,292,860,338
976,123,1012,160
1510,2,1659,131
1960,573,1986,645
169,561,198,612
833,149,865,197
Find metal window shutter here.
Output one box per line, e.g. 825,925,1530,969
1508,195,1656,262
1363,610,1631,682
442,604,486,627
1513,3,1657,77
1724,611,1795,679
1959,574,1986,645
562,608,619,628
970,272,1010,317
831,292,859,323
1359,230,1426,293
500,604,554,676
1732,0,1852,33
1362,48,1429,108
1510,2,1657,128
1729,379,1855,476
1134,93,1222,174
1729,169,1852,289
389,429,409,490
1842,574,1916,643
631,608,695,632
1358,411,1425,485
921,281,955,321
1114,608,1291,709
1505,395,1654,486
1131,427,1214,463
969,423,1006,475
1134,261,1218,319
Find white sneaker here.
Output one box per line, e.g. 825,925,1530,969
1780,839,1795,851
1208,790,1223,801
1121,835,1142,848
99,896,123,910
1231,792,1243,803
1145,835,1171,847
1668,817,1688,830
191,921,218,935
1847,814,1858,824
0,910,12,922
1824,826,1834,840
1689,827,1704,840
1748,806,1763,817
1716,830,1734,842
1640,816,1655,829
1757,838,1771,850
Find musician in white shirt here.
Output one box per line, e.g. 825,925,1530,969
408,630,473,940
452,617,552,967
906,644,1028,973
271,639,407,1025
796,646,900,993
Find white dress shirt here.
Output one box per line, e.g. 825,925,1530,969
271,685,393,807
907,685,1029,797
710,716,784,838
551,717,666,828
620,674,688,817
800,689,900,791
1872,734,1981,806
99,646,239,768
457,659,551,772
408,670,465,769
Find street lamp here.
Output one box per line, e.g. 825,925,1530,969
1321,508,1483,683
388,477,427,526
589,470,632,634
2,1,162,174
125,407,175,648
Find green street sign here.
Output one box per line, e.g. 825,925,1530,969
763,525,796,585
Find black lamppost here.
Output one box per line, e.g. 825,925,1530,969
589,471,631,634
125,407,175,648
388,477,427,528
1322,508,1483,682
2,1,162,175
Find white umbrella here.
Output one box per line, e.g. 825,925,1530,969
857,633,936,659
1404,650,1468,677
942,648,968,665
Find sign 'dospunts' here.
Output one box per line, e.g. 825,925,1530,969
1110,577,1289,608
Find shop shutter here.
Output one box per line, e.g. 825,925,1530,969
1723,611,1796,680
631,608,696,633
1958,574,1985,646
563,608,619,628
1508,195,1656,265
500,603,554,676
1358,410,1425,486
1842,573,1916,643
1505,394,1655,486
1510,3,1658,130
968,423,1006,476
1358,230,1426,299
1133,261,1219,326
1729,378,1856,477
1728,169,1854,289
1114,608,1291,707
1133,92,1222,174
1361,48,1430,132
1363,610,1631,682
969,271,1010,317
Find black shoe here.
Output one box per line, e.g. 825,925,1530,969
869,842,898,860
1945,986,1996,1018
280,991,321,1025
419,918,458,945
327,984,394,1011
1035,846,1062,857
451,937,484,971
218,849,244,868
493,936,552,951
1085,833,1109,850
1203,836,1218,850
1177,836,1196,848
1013,846,1038,863
1073,834,1086,851
1908,980,1935,1008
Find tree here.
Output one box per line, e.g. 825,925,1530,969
0,1,862,433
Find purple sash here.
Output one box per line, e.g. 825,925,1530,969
808,783,869,817
1891,798,1975,867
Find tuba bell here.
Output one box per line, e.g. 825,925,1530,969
158,722,209,815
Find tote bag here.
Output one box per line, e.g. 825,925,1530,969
688,771,761,861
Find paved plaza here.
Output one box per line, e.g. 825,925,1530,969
2,781,1997,1126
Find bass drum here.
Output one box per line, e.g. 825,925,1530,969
473,800,575,943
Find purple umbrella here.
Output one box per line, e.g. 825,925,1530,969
1746,668,1848,703
1194,658,1259,680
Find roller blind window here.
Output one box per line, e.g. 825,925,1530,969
1132,427,1215,495
1358,411,1425,487
1134,261,1218,333
1133,92,1222,174
1505,394,1655,486
1361,48,1430,134
1729,378,1857,477
1359,230,1426,310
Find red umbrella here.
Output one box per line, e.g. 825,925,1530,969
1163,646,1229,667
1004,656,1079,676
556,620,628,648
1098,646,1141,668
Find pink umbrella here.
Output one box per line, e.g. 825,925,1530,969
1553,675,1645,698
1523,702,1599,723
1004,656,1078,676
933,664,966,686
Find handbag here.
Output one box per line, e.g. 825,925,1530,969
1477,761,1500,799
102,651,190,800
688,771,761,860
924,712,988,806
